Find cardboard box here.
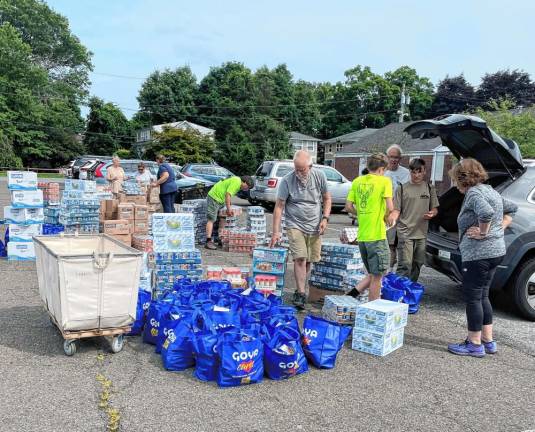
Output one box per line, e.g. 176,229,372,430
134,220,149,234
7,171,38,190
110,233,132,246
118,193,126,203
151,213,194,233
126,195,147,206
104,211,117,221
134,205,149,220
10,190,44,208
3,206,44,224
104,199,119,214
148,186,160,204
8,224,42,242
118,203,134,220
147,203,162,213
355,300,409,334
351,327,404,357
7,242,36,260
102,219,131,235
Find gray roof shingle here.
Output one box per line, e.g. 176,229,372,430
322,128,378,145
290,131,319,141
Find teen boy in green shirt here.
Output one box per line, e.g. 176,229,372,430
345,153,395,300
205,175,254,250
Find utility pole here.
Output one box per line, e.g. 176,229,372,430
397,83,410,123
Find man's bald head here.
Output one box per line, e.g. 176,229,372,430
293,150,313,170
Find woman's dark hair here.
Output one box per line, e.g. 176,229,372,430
449,158,488,188
409,158,426,170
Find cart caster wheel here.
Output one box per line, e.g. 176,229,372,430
63,340,77,356
111,335,124,353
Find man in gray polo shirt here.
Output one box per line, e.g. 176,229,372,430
270,150,332,309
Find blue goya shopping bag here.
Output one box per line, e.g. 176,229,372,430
264,327,308,380
155,305,193,354
128,290,152,336
216,330,264,387
142,301,173,345
161,321,196,372
301,315,351,369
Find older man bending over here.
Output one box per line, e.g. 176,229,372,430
270,150,332,309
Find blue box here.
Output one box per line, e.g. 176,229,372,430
351,327,404,357
252,247,288,263
355,300,408,334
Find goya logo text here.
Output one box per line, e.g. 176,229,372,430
233,349,259,373
302,328,318,346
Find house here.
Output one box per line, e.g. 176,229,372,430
322,128,378,166
289,132,320,163
333,121,453,195
133,120,216,156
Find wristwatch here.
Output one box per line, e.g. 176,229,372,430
322,216,330,222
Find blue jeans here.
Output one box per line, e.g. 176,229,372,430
160,192,176,213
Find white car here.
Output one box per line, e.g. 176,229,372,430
250,160,352,209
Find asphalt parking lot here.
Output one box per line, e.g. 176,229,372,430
0,184,534,432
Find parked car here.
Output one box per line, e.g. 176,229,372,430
404,114,535,320
70,155,110,179
181,163,234,183
173,169,214,204
94,159,158,184
249,160,352,210
79,159,103,180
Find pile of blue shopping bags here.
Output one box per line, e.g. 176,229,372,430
129,279,351,387
381,273,425,314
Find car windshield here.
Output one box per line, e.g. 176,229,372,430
320,167,343,182
216,168,232,177
276,165,293,177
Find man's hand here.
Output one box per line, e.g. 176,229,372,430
226,208,234,217
269,232,281,248
387,212,397,228
423,208,438,220
319,218,328,235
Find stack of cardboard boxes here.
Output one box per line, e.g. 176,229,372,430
100,196,150,246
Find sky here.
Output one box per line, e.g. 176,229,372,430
47,0,535,119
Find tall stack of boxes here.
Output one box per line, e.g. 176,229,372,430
60,180,100,234
39,182,62,232
352,300,409,357
309,243,366,297
177,199,207,244
246,207,266,245
5,171,43,260
154,250,203,295
252,247,288,296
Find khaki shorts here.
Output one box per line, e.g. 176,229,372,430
287,228,322,262
206,196,223,222
359,239,389,275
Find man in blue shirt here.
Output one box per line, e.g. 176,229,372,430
152,155,178,213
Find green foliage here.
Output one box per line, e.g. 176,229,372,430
115,148,131,159
144,126,215,165
0,130,22,167
0,0,92,166
137,66,198,125
475,100,535,158
477,70,535,108
84,97,133,155
431,74,475,116
216,125,257,175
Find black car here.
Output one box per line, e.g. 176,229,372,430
404,114,535,320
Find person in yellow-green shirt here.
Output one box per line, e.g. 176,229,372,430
205,175,254,250
344,153,395,300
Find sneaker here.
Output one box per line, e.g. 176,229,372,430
292,291,306,309
482,340,498,354
205,241,217,250
447,340,485,358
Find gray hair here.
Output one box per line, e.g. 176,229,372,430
386,144,403,156
293,150,313,165
112,155,120,162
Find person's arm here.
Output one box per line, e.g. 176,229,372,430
319,191,332,235
225,192,233,215
466,190,495,239
423,184,439,220
106,167,114,182
390,186,402,223
345,201,356,216
155,171,169,185
386,197,396,226
270,199,285,247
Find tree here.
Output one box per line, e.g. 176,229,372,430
0,0,92,166
144,127,216,166
216,125,257,175
0,130,22,167
430,74,475,117
83,97,133,155
477,69,535,108
475,100,535,158
137,66,198,125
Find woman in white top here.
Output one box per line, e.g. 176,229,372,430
106,156,126,197
136,162,153,186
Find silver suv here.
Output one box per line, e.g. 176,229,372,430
250,160,352,209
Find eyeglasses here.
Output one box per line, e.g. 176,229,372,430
138,168,144,171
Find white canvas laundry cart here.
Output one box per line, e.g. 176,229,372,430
34,234,143,356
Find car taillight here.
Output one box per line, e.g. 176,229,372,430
267,178,278,188
95,163,104,177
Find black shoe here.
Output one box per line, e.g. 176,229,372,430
205,241,217,250
292,291,306,309
346,288,361,298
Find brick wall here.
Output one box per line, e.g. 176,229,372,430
335,157,360,181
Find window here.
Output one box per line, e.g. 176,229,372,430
307,142,315,151
324,159,333,167
321,167,343,182
293,142,303,150
336,143,343,152
256,162,273,177
276,164,293,177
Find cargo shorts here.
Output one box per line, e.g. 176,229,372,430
206,196,224,222
287,228,321,263
358,239,389,275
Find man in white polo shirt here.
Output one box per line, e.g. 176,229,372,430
384,144,410,270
